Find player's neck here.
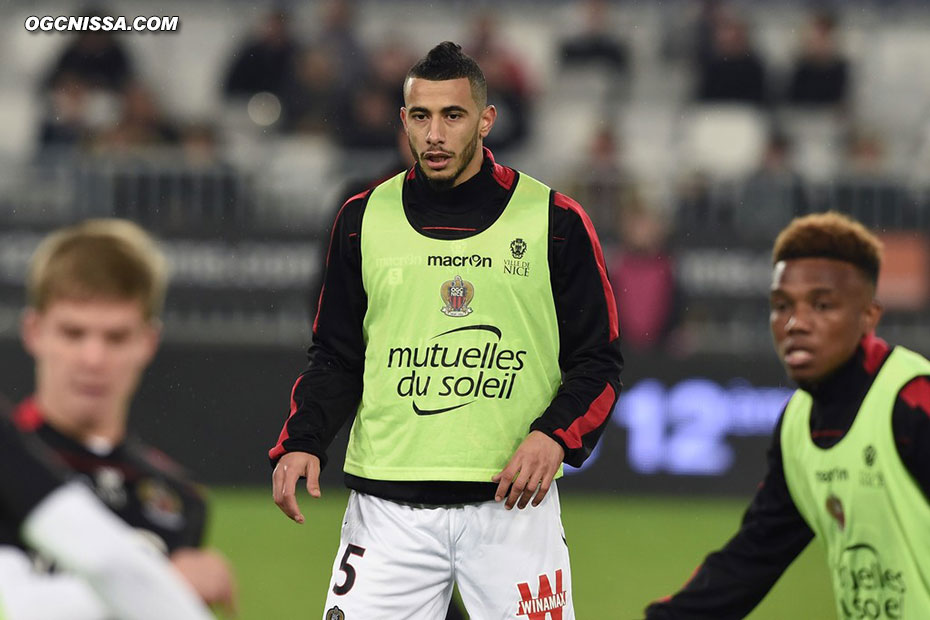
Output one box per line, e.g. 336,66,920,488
452,149,485,188
35,392,127,445
414,152,493,210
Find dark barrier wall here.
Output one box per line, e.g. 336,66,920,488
563,350,792,496
1,342,796,496
0,342,313,486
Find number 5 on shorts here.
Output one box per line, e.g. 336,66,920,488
333,544,366,595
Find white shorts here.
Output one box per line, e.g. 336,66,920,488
321,483,573,620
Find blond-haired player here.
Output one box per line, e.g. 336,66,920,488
0,219,236,619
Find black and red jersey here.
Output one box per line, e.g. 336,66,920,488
645,333,930,619
0,398,206,556
269,149,624,504
0,414,65,528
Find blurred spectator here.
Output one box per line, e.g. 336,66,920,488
694,0,727,65
38,73,92,156
908,116,930,187
695,12,767,104
330,38,414,148
662,0,727,66
280,46,342,134
103,122,244,231
180,124,218,167
43,21,133,92
815,128,914,229
674,170,727,232
85,84,180,225
316,0,368,91
223,10,297,99
466,13,534,152
333,86,399,150
567,126,635,244
786,11,850,107
608,196,680,352
845,128,886,178
736,132,808,238
173,123,244,227
94,83,179,152
367,38,417,111
559,0,630,79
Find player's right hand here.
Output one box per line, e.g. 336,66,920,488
170,547,238,616
272,451,321,524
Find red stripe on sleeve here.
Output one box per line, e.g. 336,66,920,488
268,376,304,461
312,192,367,335
553,384,616,450
901,377,930,418
552,192,619,341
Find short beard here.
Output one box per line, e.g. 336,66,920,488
413,128,480,191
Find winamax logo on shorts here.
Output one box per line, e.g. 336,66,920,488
837,543,905,618
516,569,567,619
386,324,527,415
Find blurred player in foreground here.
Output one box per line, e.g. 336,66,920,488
271,42,622,618
646,212,930,618
0,219,237,618
0,413,213,620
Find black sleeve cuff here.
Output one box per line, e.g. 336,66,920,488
268,439,328,471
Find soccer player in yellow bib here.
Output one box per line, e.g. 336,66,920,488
270,42,622,619
646,212,930,619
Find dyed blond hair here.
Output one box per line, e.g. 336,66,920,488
773,211,883,285
27,219,167,320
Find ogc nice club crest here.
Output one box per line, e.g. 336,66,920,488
441,275,474,317
325,606,345,620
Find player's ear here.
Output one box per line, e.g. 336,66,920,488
862,298,883,334
21,308,41,356
140,319,162,365
400,107,408,130
478,105,496,139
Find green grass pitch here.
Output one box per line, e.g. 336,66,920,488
208,488,834,619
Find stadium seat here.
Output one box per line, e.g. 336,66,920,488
777,108,844,181
260,136,337,227
618,104,680,183
528,98,613,172
679,105,768,179
0,8,65,82
0,88,39,162
858,28,930,136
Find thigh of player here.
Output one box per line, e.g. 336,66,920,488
455,483,574,620
321,491,455,620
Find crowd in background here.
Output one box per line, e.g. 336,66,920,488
12,0,930,356
36,1,859,153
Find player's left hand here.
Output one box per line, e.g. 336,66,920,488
492,431,565,510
